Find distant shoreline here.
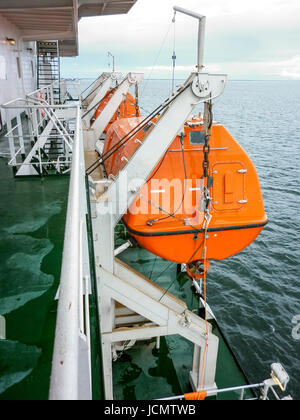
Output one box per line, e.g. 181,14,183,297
63,77,300,82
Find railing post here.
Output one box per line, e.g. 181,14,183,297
5,109,17,175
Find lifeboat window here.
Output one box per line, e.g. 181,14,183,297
143,122,153,133
190,131,205,145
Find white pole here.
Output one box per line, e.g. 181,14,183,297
173,6,206,71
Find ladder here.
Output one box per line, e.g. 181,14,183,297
37,41,61,104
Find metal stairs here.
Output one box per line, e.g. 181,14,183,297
17,119,54,176
44,129,65,159
16,109,73,176
37,41,61,104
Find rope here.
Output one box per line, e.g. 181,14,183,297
172,11,177,93
99,97,172,162
86,110,157,175
139,193,204,235
86,102,164,175
142,227,204,304
140,21,173,99
185,390,207,401
199,218,210,390
198,100,214,391
81,76,102,97
146,133,187,226
148,255,158,280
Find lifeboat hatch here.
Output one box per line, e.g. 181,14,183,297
212,162,246,211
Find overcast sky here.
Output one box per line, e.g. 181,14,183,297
61,0,300,80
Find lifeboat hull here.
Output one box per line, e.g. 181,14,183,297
103,116,268,264
123,222,266,263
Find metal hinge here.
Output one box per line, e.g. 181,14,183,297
237,169,248,174
238,199,248,204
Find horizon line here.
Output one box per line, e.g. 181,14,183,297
62,76,300,82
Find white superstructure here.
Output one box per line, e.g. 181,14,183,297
0,0,137,128
0,15,36,127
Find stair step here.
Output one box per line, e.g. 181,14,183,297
37,40,60,104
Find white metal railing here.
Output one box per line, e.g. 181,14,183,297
1,87,94,396
157,362,292,401
60,79,81,103
27,80,80,105
27,83,55,107
0,83,78,175
158,383,263,401
49,106,93,400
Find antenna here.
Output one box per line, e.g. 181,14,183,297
173,5,206,72
107,51,115,73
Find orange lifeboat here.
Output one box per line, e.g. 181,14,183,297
103,114,268,264
91,88,140,133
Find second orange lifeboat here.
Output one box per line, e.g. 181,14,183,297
91,88,140,133
103,114,268,264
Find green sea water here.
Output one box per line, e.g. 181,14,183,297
0,155,69,399
139,79,300,399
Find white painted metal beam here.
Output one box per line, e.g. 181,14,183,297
115,314,146,327
83,75,113,127
100,267,170,326
90,70,226,400
82,72,112,109
91,72,143,143
97,72,226,227
103,325,168,344
96,261,219,399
